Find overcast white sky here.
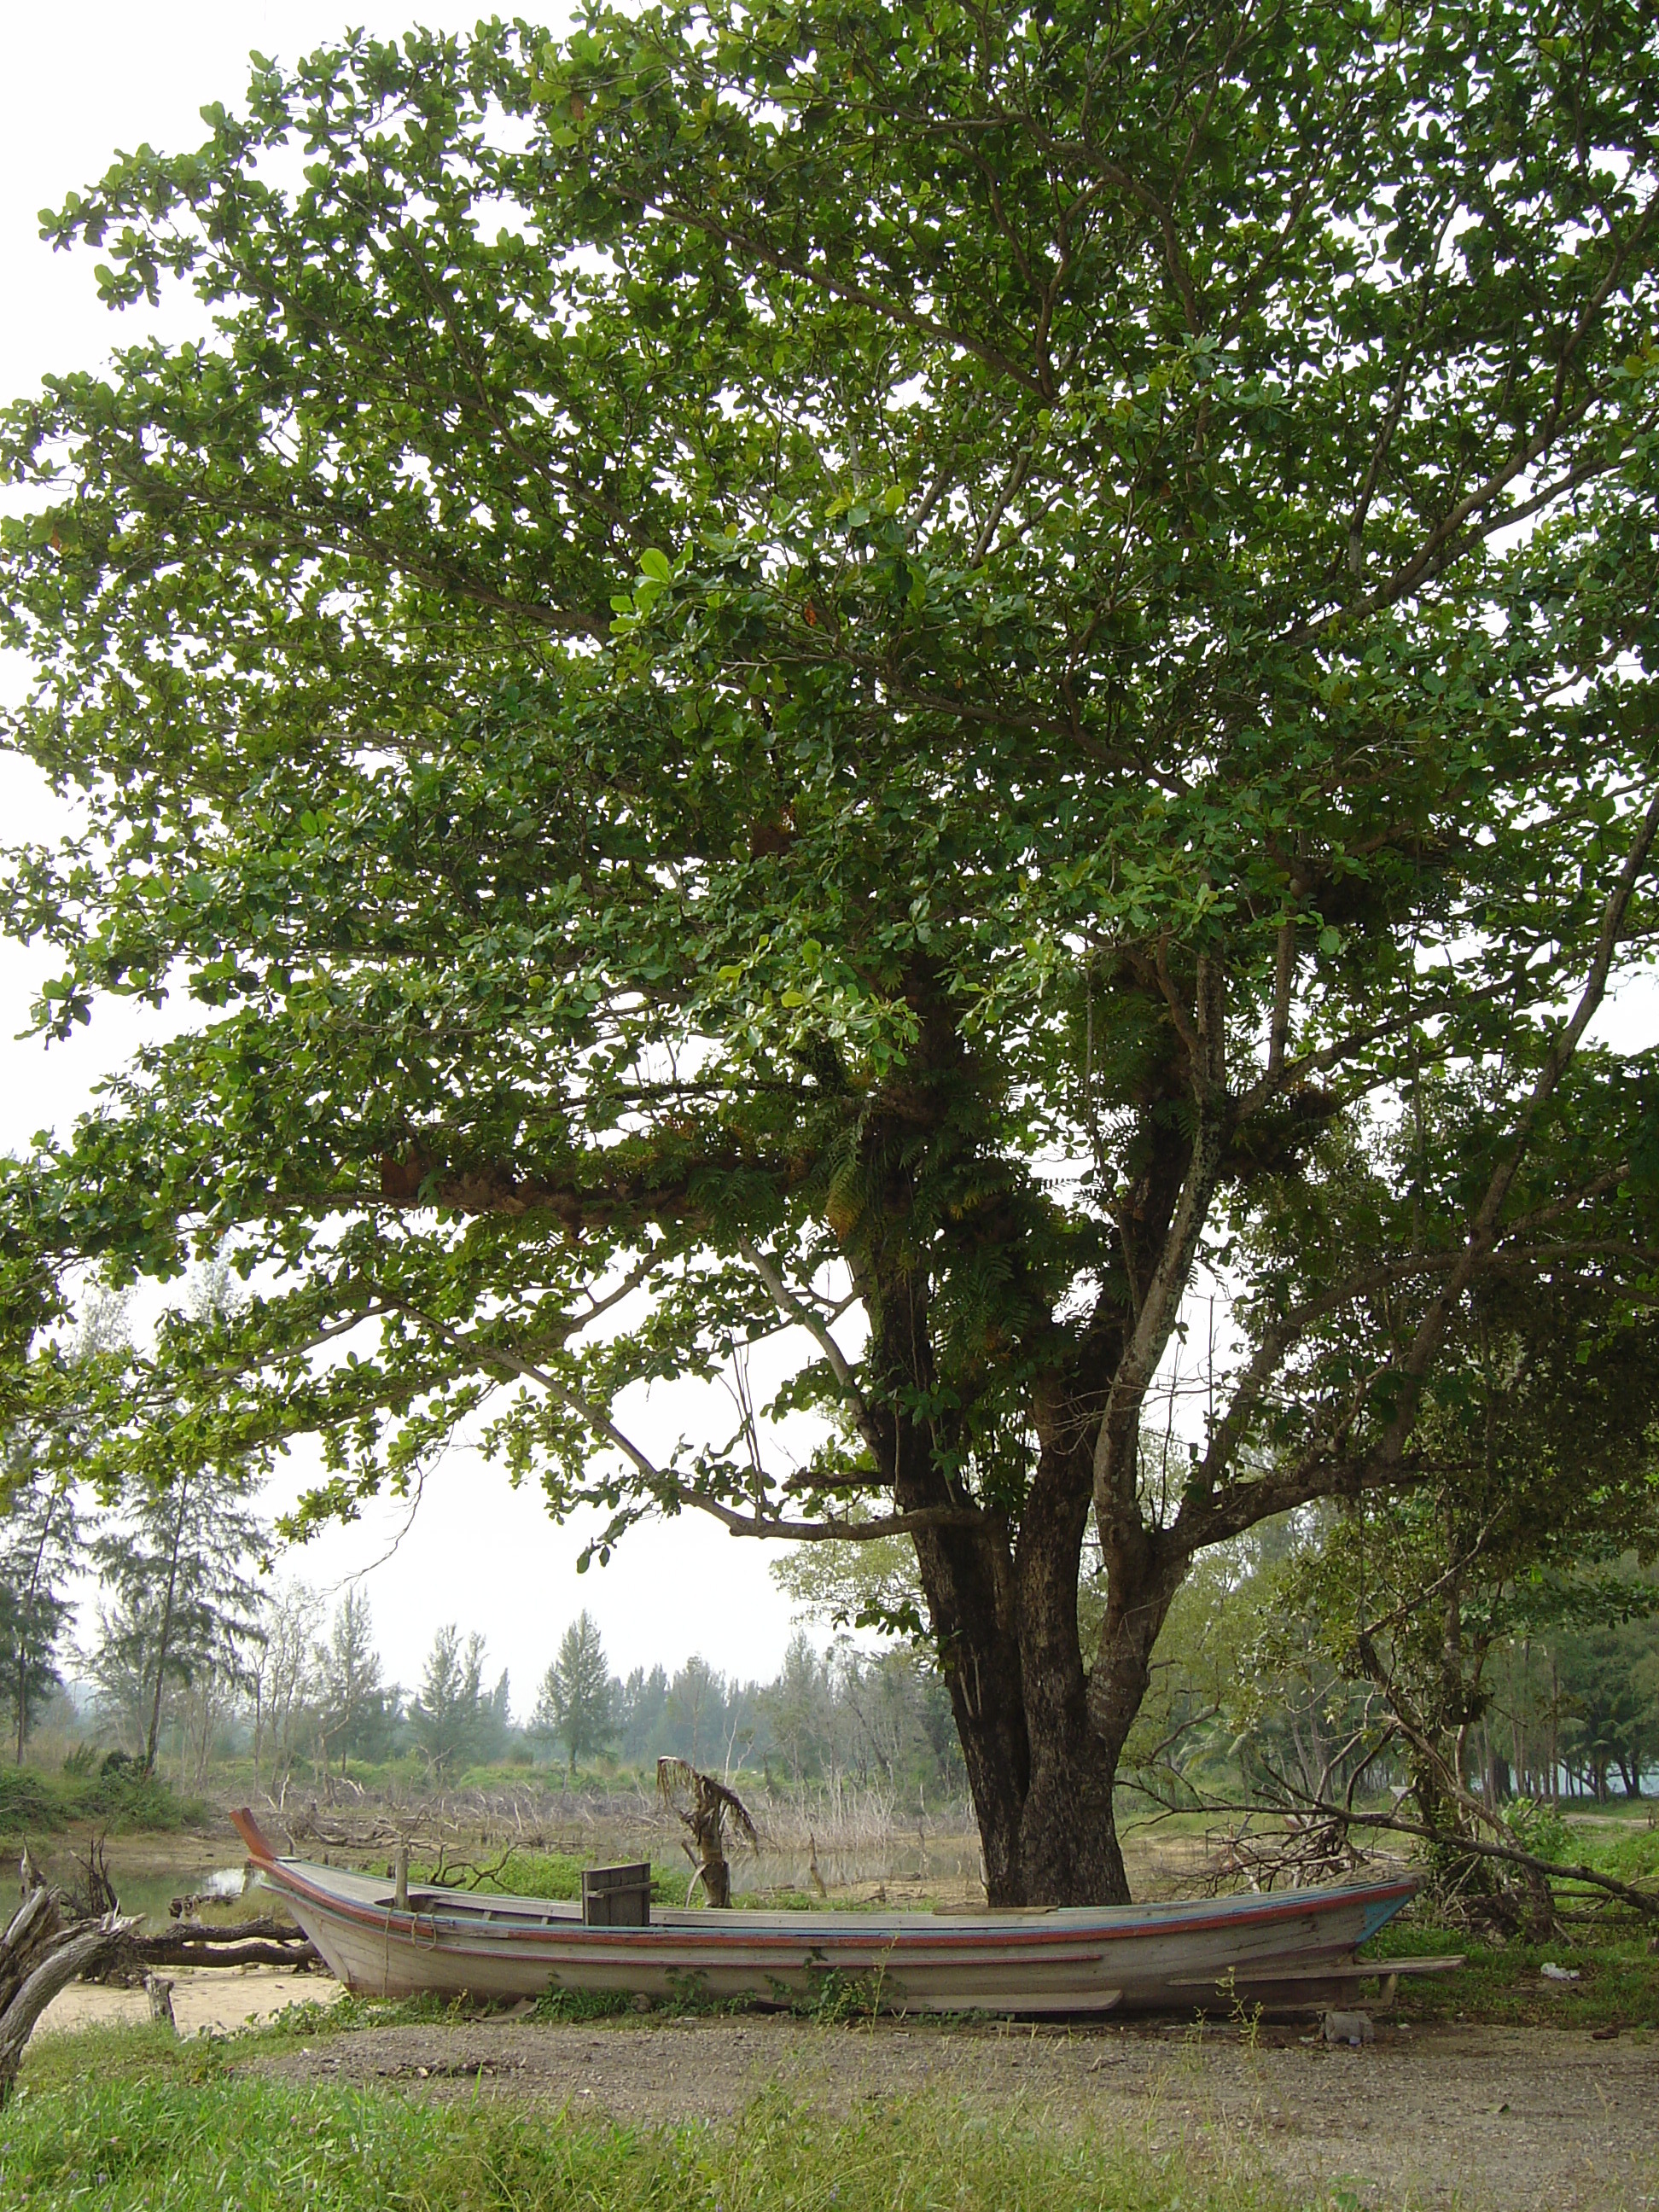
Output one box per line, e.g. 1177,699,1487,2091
0,1,806,1706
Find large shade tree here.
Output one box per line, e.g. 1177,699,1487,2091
3,2,1659,1901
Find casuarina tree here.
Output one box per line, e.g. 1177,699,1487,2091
409,1625,509,1777
318,1588,401,1770
89,1458,267,1776
0,1444,80,1765
0,1295,129,1761
533,1610,619,1776
3,3,1659,1899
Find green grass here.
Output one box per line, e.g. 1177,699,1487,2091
3,2029,1311,2212
1364,1911,1659,2029
1571,1818,1659,1883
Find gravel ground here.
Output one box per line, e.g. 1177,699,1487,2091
254,2009,1658,2210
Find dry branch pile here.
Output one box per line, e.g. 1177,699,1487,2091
1202,1814,1368,1895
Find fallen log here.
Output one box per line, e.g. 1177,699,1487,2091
125,1933,320,1971
151,1915,305,1945
86,1918,321,1980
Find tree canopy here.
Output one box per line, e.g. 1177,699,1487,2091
3,0,1659,1900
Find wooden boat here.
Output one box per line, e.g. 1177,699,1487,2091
232,1809,1440,2016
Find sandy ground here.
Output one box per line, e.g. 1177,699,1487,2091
242,2004,1657,2212
37,1965,345,2040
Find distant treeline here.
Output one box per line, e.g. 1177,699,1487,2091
11,1546,968,1802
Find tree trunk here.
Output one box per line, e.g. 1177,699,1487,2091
905,1394,1184,1907
906,1507,1029,1903
0,1882,127,2106
854,963,1190,1908
1015,1423,1130,1905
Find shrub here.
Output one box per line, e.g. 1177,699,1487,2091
0,1767,65,1836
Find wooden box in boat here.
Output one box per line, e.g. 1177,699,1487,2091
230,1808,1423,2017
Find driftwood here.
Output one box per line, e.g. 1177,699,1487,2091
79,1915,320,1982
0,1878,132,2105
113,1918,321,1975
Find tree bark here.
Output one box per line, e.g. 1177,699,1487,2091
1012,1420,1123,1904
854,958,1195,1907
901,1458,1028,1902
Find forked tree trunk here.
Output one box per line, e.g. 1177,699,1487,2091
857,967,1196,1907
907,1406,1185,1908
0,1883,129,2106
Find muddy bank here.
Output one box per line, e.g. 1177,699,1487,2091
255,2011,1656,2212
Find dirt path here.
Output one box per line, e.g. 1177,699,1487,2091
255,2011,1656,2211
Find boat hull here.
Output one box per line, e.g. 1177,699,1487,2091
230,1810,1413,2017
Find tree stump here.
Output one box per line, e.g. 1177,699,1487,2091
146,1975,177,2031
656,1758,758,1909
0,1875,131,2106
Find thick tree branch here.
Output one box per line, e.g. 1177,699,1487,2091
1266,917,1295,1076
381,1295,977,1546
736,1237,873,1438
1095,951,1228,1511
